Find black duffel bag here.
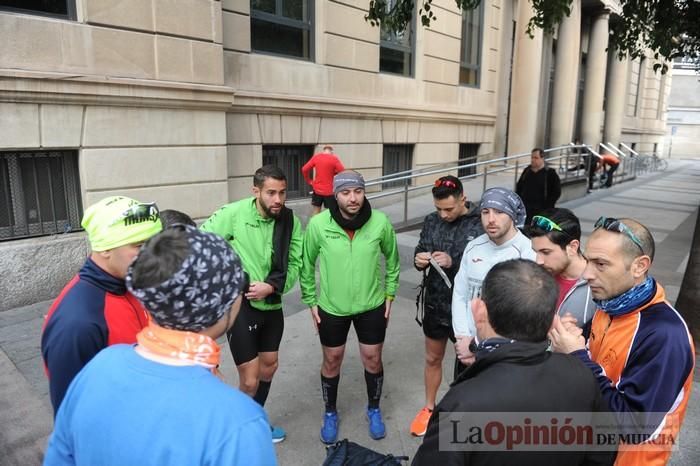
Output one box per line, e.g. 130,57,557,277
322,439,409,466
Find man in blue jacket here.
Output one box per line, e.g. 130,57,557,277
41,196,162,414
44,226,277,466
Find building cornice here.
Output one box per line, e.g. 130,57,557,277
0,70,497,125
230,90,497,125
0,70,234,110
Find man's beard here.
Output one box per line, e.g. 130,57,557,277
259,198,282,218
338,202,360,219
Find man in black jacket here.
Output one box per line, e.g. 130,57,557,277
413,259,615,466
516,148,561,224
410,176,484,437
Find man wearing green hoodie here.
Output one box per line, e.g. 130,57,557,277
201,164,302,443
301,170,400,445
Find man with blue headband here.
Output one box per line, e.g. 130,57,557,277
549,217,694,466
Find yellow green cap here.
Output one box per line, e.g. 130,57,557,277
81,196,163,252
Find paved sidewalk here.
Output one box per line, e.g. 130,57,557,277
1,160,698,465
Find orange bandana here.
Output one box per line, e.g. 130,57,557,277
136,322,220,370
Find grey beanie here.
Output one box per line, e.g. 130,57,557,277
333,171,365,194
479,187,527,227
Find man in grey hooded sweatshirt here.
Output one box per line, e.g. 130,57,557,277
528,208,595,329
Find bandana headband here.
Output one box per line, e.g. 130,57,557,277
126,226,244,331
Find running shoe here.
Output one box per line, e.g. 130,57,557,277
366,406,386,440
320,411,339,444
270,425,286,443
409,407,433,437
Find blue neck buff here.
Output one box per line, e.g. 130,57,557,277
594,276,656,317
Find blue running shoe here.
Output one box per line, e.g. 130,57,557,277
270,425,286,444
366,407,386,440
320,411,339,444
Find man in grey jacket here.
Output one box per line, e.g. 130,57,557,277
528,208,595,328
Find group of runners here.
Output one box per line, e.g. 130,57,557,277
39,146,694,466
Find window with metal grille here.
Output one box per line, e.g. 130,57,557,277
262,145,313,199
458,144,480,178
459,4,483,87
0,1,76,19
382,144,413,189
250,0,313,60
1,150,83,241
380,1,414,77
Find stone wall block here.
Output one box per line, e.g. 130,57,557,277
258,114,283,143
227,114,262,144
154,0,213,40
155,35,194,82
301,116,322,143
227,144,262,177
83,107,225,147
325,2,378,44
85,0,154,31
0,103,40,148
281,116,303,144
192,41,224,85
222,11,251,51
222,0,249,14
90,27,156,79
0,15,63,70
0,234,89,311
40,105,83,148
81,146,226,191
318,118,382,143
212,1,223,44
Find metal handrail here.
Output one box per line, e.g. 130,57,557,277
604,143,627,158
620,142,639,157
360,144,596,224
365,144,578,186
310,141,663,227
599,143,620,159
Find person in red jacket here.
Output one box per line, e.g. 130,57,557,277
302,144,345,216
41,196,162,415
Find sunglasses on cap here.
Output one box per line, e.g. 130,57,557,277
434,179,459,189
531,215,563,233
594,216,644,252
110,202,160,227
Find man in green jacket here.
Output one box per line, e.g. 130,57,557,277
301,170,400,444
201,165,302,443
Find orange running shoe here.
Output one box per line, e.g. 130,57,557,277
409,407,433,436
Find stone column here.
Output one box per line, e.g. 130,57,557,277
580,11,610,147
549,0,581,148
604,49,628,145
507,0,544,155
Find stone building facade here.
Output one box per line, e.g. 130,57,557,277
0,0,671,308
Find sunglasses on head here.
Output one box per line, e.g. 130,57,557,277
110,202,160,227
594,216,644,252
434,179,458,189
531,215,563,233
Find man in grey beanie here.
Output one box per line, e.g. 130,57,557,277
301,170,400,444
451,187,536,376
